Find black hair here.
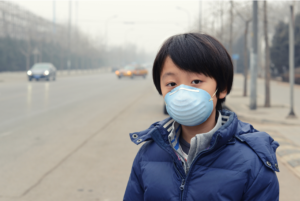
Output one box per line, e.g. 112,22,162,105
152,33,233,110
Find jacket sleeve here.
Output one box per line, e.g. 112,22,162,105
123,144,146,201
242,164,279,201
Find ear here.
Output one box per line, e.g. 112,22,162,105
218,89,227,99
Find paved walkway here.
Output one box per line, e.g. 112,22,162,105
226,74,300,200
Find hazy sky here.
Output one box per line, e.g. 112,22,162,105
11,0,212,53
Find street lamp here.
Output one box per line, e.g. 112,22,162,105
287,4,297,118
176,6,191,30
105,15,118,46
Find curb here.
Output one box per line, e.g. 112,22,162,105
224,103,300,126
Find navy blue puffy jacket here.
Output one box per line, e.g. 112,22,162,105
124,110,279,201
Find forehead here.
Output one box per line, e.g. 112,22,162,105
162,56,178,70
161,56,204,78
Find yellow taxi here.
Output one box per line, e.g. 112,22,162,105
115,65,148,79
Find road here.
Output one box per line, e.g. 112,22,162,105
0,72,299,200
0,72,165,201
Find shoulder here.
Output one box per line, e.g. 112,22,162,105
216,112,279,174
237,129,279,171
134,140,173,164
129,117,175,164
230,117,279,172
213,137,263,176
213,117,279,175
226,128,280,180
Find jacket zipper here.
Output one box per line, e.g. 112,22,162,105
173,161,184,179
154,130,220,201
168,136,188,175
180,179,185,190
173,162,185,200
180,134,220,201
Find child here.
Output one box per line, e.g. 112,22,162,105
124,33,279,201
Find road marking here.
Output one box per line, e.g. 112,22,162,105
20,85,152,197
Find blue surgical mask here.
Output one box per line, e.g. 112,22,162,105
164,84,217,126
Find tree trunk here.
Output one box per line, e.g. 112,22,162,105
20,44,31,71
243,21,250,97
263,1,271,107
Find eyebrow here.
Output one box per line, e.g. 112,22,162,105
162,72,176,79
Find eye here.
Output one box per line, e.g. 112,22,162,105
192,80,202,84
166,82,176,87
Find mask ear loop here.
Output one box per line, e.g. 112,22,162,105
209,89,218,101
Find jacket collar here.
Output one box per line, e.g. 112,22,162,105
129,117,172,145
129,110,279,172
129,110,234,146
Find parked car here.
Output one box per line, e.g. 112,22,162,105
115,65,148,79
27,63,57,81
281,67,300,84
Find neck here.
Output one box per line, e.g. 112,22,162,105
181,109,217,143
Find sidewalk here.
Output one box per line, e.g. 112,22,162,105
226,74,300,126
226,74,300,200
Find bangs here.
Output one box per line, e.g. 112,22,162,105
168,34,213,78
167,33,229,80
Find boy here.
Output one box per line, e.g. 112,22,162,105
124,33,279,201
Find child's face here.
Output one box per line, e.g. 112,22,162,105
160,56,227,108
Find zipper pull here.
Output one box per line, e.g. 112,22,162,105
179,179,185,191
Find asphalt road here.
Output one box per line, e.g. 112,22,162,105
1,72,299,201
0,72,166,201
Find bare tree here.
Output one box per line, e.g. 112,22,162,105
20,12,33,70
263,1,271,107
234,3,252,97
0,1,153,72
243,20,251,97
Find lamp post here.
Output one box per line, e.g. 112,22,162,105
249,1,258,110
176,6,191,30
287,4,297,118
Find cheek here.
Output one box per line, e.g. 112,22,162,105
160,84,167,98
